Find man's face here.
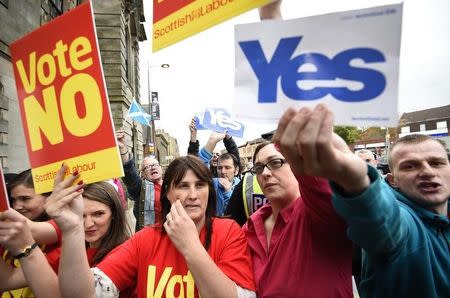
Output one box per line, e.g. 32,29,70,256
388,140,450,213
142,157,162,182
217,157,238,182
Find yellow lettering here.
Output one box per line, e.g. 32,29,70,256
70,36,93,71
60,73,102,137
147,265,172,298
52,40,72,77
183,271,195,298
167,274,184,298
36,53,56,86
15,52,36,94
23,86,63,151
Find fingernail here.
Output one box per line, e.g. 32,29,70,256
72,170,79,177
77,180,84,185
76,183,85,192
61,162,65,168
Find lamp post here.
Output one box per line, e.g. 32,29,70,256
146,63,169,159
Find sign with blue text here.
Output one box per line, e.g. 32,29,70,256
234,3,402,127
195,108,245,138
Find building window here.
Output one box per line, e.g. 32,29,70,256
420,124,426,131
40,0,64,25
401,126,410,134
437,121,447,129
0,0,8,8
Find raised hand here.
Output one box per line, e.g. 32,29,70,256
189,118,197,142
218,178,232,192
272,104,369,194
259,0,282,20
44,163,84,232
204,131,226,153
0,209,35,256
164,200,202,256
116,129,130,162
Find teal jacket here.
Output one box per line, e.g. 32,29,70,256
332,166,450,298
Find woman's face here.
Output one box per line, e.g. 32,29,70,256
166,169,209,226
10,185,46,220
83,199,112,248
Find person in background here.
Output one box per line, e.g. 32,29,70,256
274,104,450,298
190,125,242,215
47,156,255,297
117,130,162,231
355,149,378,167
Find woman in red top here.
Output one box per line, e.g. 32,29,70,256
0,169,57,298
48,155,255,297
0,180,130,297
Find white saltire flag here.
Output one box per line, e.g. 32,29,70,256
127,100,152,126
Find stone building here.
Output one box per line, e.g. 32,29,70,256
155,128,179,169
0,0,147,173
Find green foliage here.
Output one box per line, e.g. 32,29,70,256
334,126,362,145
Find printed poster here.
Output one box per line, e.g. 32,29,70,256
153,0,271,52
10,2,123,194
0,164,9,212
234,3,403,127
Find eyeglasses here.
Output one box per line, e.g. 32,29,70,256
142,163,159,171
250,158,286,175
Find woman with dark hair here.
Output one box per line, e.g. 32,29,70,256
0,169,59,297
0,177,131,297
47,156,255,297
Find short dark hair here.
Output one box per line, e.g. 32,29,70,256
218,152,239,168
389,134,446,169
160,156,216,250
8,169,51,221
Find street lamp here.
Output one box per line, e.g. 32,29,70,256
146,63,169,159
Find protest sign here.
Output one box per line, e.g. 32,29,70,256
200,107,245,138
0,164,9,212
153,0,271,52
10,2,123,194
234,3,402,127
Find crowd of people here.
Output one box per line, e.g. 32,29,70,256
1,1,450,297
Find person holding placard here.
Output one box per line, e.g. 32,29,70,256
0,169,59,298
0,178,132,297
273,104,450,298
46,155,255,297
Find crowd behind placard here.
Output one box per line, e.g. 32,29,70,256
1,1,449,298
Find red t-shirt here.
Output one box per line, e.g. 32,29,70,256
97,218,255,297
243,176,353,297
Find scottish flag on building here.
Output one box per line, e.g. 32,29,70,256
127,100,151,126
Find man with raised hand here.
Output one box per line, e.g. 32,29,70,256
273,104,450,298
117,130,162,231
